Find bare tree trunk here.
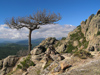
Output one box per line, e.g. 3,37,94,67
28,29,32,54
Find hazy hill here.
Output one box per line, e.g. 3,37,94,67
0,38,45,60
16,38,45,45
0,43,27,60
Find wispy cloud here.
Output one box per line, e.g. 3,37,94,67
0,24,76,40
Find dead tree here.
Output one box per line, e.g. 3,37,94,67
5,10,61,53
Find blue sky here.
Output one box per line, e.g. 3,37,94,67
0,0,100,26
0,0,100,41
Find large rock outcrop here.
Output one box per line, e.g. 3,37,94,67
0,55,19,75
80,10,100,51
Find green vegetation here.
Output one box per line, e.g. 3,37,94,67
86,28,88,32
0,65,2,69
44,59,53,69
90,14,95,18
65,25,89,53
70,25,84,40
17,55,35,71
0,38,44,60
61,37,66,40
85,19,87,24
74,50,93,59
90,14,95,21
0,43,27,60
97,31,100,35
65,41,77,53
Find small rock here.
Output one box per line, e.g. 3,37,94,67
50,54,64,61
3,55,19,67
73,40,78,47
60,60,72,70
79,38,83,43
56,44,67,53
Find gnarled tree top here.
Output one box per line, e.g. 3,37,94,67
5,10,61,30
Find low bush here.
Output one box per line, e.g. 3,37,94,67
97,31,100,35
86,28,88,32
61,37,66,40
74,50,93,59
17,55,35,71
65,41,77,53
85,19,87,24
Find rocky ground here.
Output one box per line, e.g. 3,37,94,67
59,52,100,75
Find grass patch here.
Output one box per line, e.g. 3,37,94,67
74,50,93,59
17,55,35,71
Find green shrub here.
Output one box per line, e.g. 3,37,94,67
97,31,100,35
65,41,76,53
64,25,89,53
74,50,92,59
85,19,87,24
17,55,35,71
61,37,66,40
84,41,89,49
70,25,89,49
70,25,84,41
86,28,88,32
90,14,95,18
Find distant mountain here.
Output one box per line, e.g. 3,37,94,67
0,38,45,59
1,41,14,44
16,38,45,45
0,43,28,59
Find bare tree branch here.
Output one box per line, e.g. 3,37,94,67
5,9,61,53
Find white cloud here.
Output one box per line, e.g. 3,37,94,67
0,24,76,40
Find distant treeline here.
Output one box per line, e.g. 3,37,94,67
0,43,28,59
0,38,45,60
